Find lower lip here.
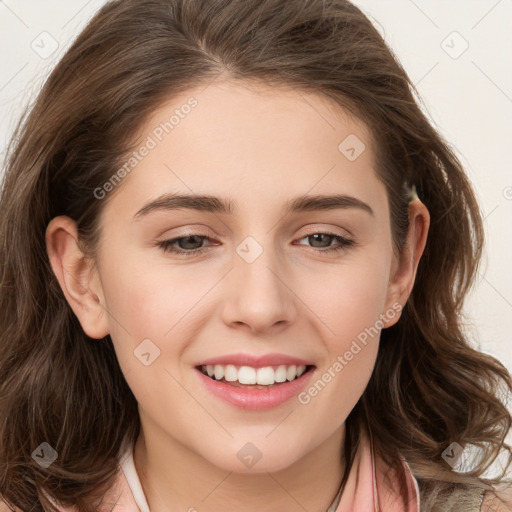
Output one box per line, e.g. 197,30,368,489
195,367,316,411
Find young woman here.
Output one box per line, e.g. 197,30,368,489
0,1,510,511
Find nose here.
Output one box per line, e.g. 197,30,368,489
220,241,298,334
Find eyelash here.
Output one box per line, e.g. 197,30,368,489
157,232,355,257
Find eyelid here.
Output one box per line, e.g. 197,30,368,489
160,225,352,244
158,225,217,239
298,225,352,239
156,226,356,259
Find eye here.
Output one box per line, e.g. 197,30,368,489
295,232,355,253
157,231,355,257
157,234,214,255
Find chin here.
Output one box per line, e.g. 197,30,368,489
202,439,308,474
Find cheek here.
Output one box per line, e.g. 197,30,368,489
300,251,392,345
99,257,201,409
297,261,388,425
101,253,212,339
296,249,391,407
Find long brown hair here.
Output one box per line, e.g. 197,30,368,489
1,0,510,510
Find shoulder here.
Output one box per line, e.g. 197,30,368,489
0,463,130,512
428,483,512,512
420,482,486,512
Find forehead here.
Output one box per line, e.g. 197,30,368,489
102,79,386,222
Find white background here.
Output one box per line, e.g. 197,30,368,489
0,0,511,468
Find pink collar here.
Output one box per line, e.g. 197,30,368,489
333,427,420,512
54,429,420,512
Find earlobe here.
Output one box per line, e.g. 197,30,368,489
382,198,430,328
45,216,109,339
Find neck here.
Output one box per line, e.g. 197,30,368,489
134,421,347,512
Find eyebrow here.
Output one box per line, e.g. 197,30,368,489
133,193,375,219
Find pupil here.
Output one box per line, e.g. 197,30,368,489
180,235,202,250
311,234,331,247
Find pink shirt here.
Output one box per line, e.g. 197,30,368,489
53,428,420,512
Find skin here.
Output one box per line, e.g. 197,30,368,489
46,79,429,512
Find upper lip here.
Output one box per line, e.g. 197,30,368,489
195,353,315,368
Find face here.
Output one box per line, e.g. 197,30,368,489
46,79,429,474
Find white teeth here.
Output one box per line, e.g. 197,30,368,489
256,367,275,385
238,366,257,384
275,365,287,382
201,364,309,385
214,365,224,380
286,365,297,381
224,364,238,382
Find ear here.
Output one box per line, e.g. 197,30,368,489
382,198,430,328
45,216,109,339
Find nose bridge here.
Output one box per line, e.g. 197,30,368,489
221,233,296,332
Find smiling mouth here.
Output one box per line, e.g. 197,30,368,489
196,364,315,389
